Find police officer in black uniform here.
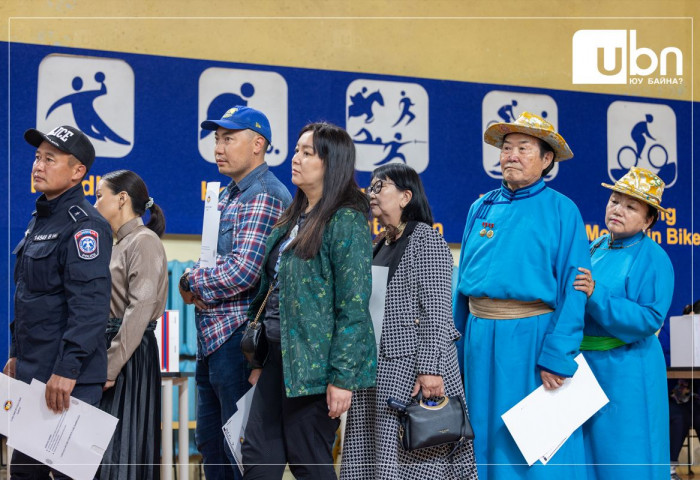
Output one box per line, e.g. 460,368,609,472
5,125,112,479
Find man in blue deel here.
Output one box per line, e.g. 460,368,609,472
454,112,590,480
5,125,112,479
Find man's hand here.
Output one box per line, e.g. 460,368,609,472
179,289,196,305
45,374,77,413
192,297,209,310
541,370,566,390
178,269,195,305
178,269,209,309
248,368,263,386
326,384,352,419
103,379,116,391
3,358,16,378
180,289,209,309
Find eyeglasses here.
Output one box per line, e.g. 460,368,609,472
367,180,396,195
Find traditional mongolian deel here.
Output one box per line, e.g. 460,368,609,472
74,228,99,260
581,231,674,479
99,217,168,480
454,178,590,480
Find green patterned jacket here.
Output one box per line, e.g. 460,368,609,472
247,207,377,397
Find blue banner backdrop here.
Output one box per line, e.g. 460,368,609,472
1,42,697,362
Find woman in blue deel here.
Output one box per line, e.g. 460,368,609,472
574,166,674,479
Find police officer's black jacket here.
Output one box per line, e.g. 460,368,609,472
11,183,112,385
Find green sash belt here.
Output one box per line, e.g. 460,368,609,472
580,335,627,351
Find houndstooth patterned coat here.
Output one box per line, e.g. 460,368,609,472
340,222,478,480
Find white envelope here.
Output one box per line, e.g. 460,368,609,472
6,378,118,480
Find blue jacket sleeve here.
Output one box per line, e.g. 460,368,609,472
536,202,590,378
586,240,674,344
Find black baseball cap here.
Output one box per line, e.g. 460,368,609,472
24,125,96,171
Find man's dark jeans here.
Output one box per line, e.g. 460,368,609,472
195,331,250,480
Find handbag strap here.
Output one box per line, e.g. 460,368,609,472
251,282,275,326
249,220,298,328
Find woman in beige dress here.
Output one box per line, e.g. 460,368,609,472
94,170,168,480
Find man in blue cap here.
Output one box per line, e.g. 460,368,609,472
179,106,291,479
6,125,112,478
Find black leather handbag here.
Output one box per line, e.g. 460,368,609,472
388,392,474,453
240,284,273,369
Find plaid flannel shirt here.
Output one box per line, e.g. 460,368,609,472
190,164,290,357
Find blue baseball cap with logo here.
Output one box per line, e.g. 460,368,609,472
201,105,272,144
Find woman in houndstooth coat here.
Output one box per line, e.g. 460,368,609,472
340,164,477,480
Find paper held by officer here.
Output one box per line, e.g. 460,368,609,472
0,373,117,480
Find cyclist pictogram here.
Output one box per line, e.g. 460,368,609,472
614,114,671,181
606,101,677,187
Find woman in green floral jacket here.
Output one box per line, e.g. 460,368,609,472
242,122,377,480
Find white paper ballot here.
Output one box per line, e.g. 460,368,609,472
0,373,31,437
501,354,609,466
200,181,221,268
369,266,389,350
539,434,568,465
222,385,256,475
5,378,118,480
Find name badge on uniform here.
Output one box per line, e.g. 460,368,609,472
74,229,99,260
32,233,59,242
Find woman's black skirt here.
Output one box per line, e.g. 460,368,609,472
98,324,162,480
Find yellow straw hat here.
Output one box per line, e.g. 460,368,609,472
483,111,573,161
601,166,670,214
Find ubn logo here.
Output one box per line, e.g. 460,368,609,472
572,30,683,85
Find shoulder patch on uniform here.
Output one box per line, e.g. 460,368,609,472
74,229,99,260
68,205,88,223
